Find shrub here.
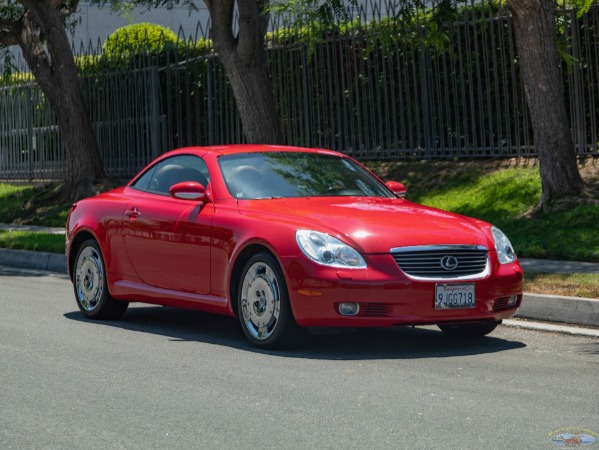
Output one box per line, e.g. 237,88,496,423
102,22,179,58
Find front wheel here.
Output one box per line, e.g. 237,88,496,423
438,321,500,338
73,239,128,320
238,253,304,349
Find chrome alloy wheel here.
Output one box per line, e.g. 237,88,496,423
240,262,281,340
75,246,104,312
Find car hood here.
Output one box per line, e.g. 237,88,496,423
237,197,494,254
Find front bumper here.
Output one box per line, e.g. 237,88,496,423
281,253,524,328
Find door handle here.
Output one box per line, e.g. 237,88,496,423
125,208,141,218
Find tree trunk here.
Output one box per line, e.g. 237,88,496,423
205,0,284,144
507,0,585,208
14,2,105,200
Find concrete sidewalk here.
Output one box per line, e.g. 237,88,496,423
1,223,598,329
519,258,599,274
0,223,65,234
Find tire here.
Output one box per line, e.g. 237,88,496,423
438,320,500,338
73,239,128,320
237,253,304,349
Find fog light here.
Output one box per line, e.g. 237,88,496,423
338,303,360,316
508,295,519,307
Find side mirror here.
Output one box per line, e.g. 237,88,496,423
385,181,407,198
169,181,208,201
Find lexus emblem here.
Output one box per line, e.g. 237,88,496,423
440,255,459,271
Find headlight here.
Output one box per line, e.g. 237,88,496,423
491,226,516,264
296,230,367,268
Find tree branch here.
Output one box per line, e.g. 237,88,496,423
0,15,20,47
60,0,81,17
13,11,53,86
0,17,15,30
16,0,49,28
0,30,18,46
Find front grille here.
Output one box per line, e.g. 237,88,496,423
493,297,511,311
391,245,488,279
358,303,392,317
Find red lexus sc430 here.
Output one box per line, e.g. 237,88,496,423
66,145,523,348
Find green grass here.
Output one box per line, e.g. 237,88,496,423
409,167,541,219
0,183,71,227
0,184,38,221
0,230,65,253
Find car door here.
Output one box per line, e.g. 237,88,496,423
122,154,213,295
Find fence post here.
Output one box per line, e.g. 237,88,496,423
419,27,433,158
26,85,34,180
149,66,161,159
302,45,313,148
207,57,214,145
568,9,585,154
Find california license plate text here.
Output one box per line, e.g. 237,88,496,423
435,283,475,309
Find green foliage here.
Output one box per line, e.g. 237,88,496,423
0,183,71,227
571,0,596,16
1,47,15,82
0,0,78,79
91,0,200,14
0,184,37,222
183,37,213,54
268,0,358,55
0,230,65,254
0,71,34,86
69,23,212,73
102,22,179,58
270,0,355,29
0,3,27,82
0,1,26,23
500,204,599,262
412,167,541,219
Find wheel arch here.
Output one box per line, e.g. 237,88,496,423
228,243,281,318
68,230,98,281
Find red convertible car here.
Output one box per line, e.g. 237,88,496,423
66,145,523,348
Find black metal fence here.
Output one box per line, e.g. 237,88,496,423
1,0,598,181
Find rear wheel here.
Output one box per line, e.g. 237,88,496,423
238,253,304,349
73,239,128,320
438,321,500,338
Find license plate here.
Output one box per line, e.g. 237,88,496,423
435,283,475,309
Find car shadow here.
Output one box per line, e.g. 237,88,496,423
64,305,526,360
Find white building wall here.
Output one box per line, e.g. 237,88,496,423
71,1,211,45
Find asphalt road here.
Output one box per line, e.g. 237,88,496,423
1,266,598,449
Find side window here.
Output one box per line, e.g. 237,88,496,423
147,155,210,196
130,165,158,192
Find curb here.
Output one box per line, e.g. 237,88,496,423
503,319,599,337
515,293,599,328
1,248,598,330
0,248,67,273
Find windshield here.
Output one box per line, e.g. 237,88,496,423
219,152,394,200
